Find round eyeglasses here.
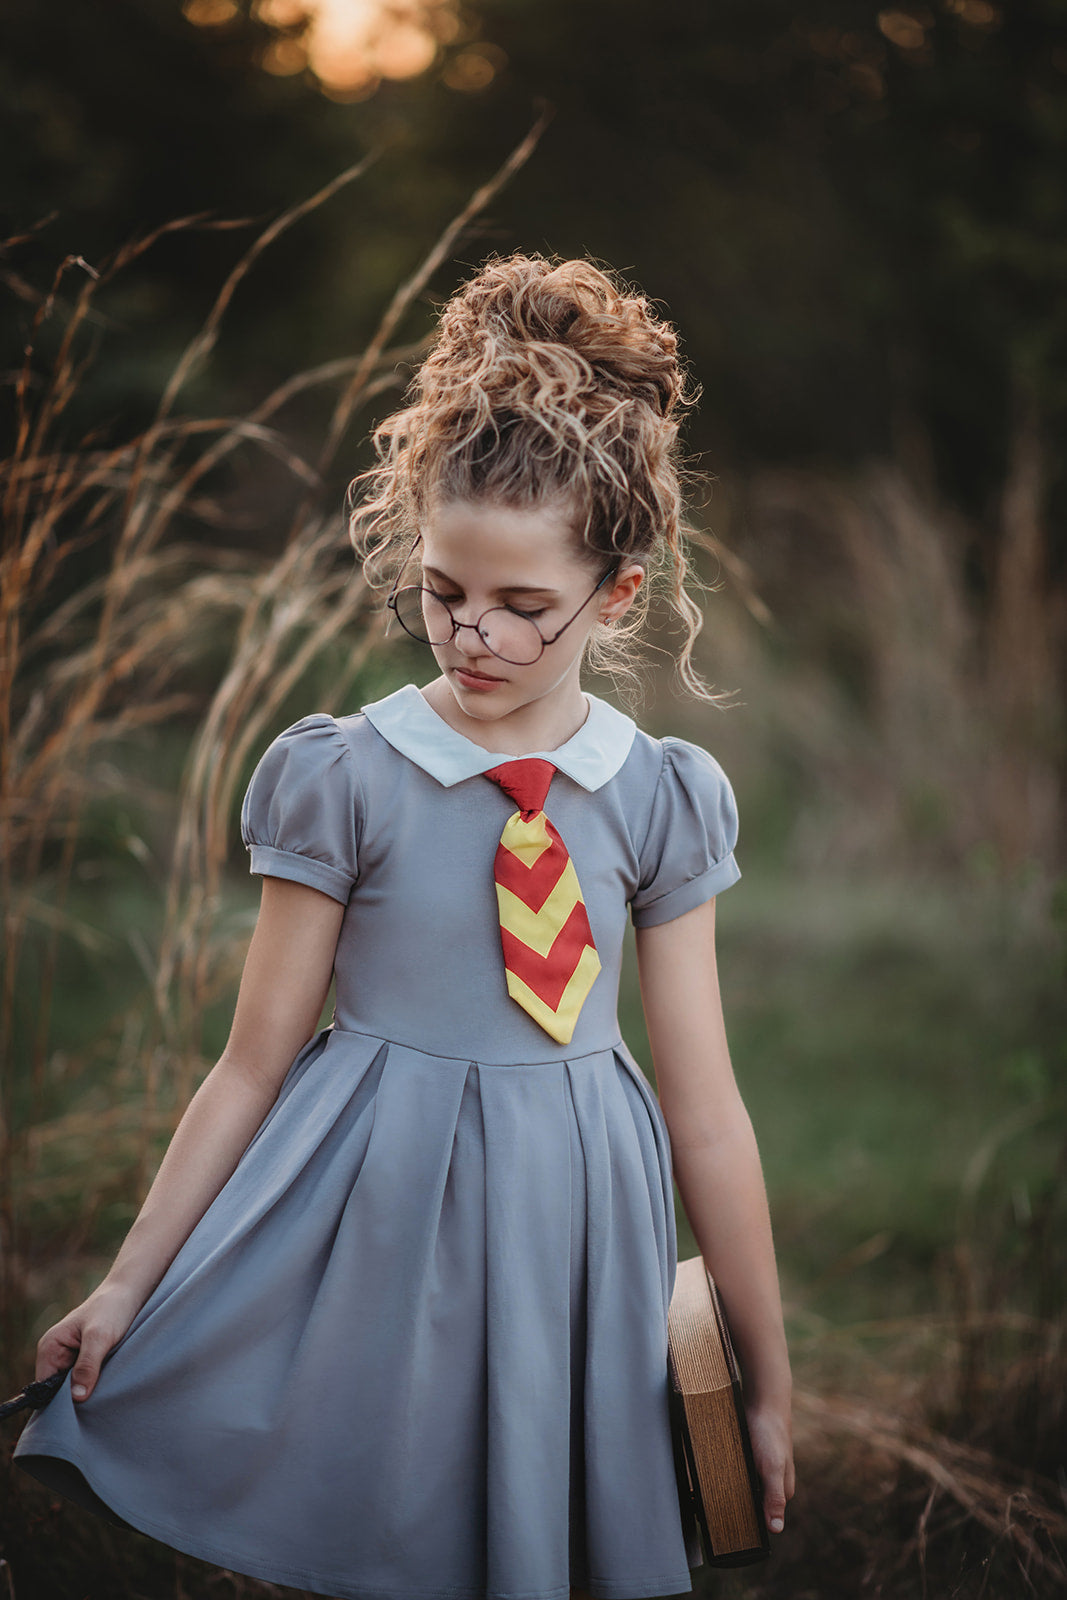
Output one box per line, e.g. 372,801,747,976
386,537,620,666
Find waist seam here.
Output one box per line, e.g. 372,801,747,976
327,1022,625,1067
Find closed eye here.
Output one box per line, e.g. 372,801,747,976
429,587,547,621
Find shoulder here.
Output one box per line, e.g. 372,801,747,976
246,712,361,789
240,713,365,904
625,726,737,810
626,728,741,927
241,711,371,833
252,708,401,770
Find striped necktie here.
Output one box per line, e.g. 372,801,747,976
483,759,601,1045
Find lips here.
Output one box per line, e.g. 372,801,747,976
454,666,503,684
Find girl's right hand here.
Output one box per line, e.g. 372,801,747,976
35,1281,146,1401
745,1398,795,1536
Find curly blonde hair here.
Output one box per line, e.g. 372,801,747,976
347,252,726,706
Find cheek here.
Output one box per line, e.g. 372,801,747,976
537,635,590,691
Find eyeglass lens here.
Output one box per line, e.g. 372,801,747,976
391,587,546,664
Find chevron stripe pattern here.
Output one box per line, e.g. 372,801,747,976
483,758,601,1045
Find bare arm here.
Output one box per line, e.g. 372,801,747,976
635,894,795,1535
35,876,345,1397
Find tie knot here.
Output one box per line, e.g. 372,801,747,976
484,758,556,817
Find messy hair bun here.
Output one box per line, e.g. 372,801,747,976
348,252,723,705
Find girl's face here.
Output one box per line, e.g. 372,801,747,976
413,498,643,745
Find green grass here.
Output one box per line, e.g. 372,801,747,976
620,866,1066,1329
7,819,1066,1600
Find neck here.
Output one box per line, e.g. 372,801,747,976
420,677,591,755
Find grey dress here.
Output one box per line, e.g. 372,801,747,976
15,683,742,1600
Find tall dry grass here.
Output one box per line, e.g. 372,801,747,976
0,112,551,1356
680,455,1066,890
671,452,1067,1596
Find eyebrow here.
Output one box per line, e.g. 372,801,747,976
421,565,561,599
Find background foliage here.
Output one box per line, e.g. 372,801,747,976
2,3,1066,1595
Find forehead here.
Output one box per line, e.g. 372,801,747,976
419,499,593,586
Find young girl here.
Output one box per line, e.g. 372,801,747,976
15,254,795,1600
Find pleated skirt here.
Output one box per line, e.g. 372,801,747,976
15,1024,698,1600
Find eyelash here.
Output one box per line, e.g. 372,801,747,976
430,588,548,621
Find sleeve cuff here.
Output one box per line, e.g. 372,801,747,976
630,854,741,928
247,843,354,905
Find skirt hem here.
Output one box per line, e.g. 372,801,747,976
15,1448,695,1600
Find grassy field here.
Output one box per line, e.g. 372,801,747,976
4,828,1064,1599
3,184,1064,1595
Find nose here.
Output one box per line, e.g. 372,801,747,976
452,617,490,658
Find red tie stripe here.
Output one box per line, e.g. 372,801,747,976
483,759,601,1045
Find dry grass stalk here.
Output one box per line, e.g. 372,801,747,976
987,373,1064,872
1,115,550,1345
794,1385,1067,1585
729,460,1065,876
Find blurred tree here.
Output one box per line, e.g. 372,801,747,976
438,1,1067,540
3,0,1065,566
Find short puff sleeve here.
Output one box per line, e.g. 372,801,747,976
240,714,361,905
630,737,741,927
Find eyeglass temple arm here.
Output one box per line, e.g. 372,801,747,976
542,561,619,644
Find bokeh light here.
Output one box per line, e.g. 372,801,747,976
182,0,481,99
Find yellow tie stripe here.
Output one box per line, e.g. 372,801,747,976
483,759,601,1045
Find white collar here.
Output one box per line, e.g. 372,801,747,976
360,683,636,791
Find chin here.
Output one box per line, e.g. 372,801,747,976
455,687,509,713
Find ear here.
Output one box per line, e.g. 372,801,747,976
598,562,645,624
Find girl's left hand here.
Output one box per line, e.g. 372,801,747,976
745,1399,795,1536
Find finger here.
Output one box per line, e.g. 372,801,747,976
35,1328,81,1383
70,1331,113,1400
763,1473,788,1534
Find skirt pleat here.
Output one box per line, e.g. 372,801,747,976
15,1026,695,1600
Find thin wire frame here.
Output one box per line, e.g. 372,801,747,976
385,534,620,665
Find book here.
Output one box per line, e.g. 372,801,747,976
667,1256,771,1567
